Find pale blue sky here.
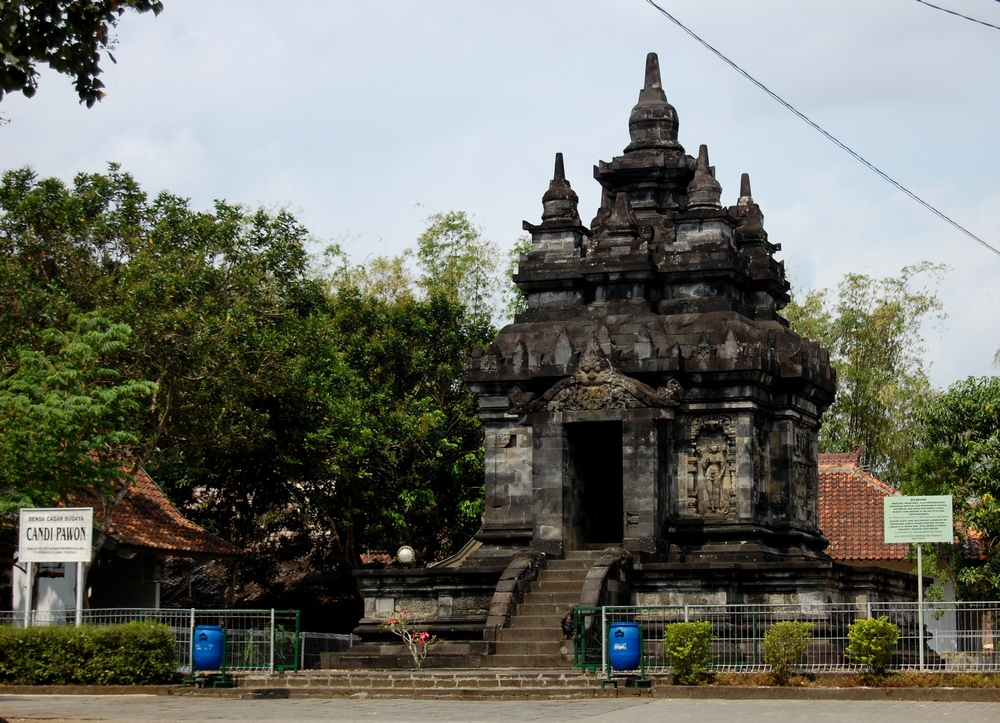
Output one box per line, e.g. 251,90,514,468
2,0,998,387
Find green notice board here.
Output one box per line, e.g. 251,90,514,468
884,495,953,544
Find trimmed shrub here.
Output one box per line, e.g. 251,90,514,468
0,621,177,685
664,620,715,685
762,621,814,684
846,616,899,677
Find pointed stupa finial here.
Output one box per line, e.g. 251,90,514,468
626,52,681,153
530,152,581,227
554,152,566,180
740,200,768,244
644,52,662,90
607,192,638,231
590,186,612,230
737,173,768,243
686,144,722,210
589,191,639,251
736,172,754,212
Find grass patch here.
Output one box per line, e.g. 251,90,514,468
710,671,1000,688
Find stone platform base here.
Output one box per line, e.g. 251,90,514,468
224,669,617,699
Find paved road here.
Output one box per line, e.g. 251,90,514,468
2,695,1000,723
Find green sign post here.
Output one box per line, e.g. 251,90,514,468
883,495,953,671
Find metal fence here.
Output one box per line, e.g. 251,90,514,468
299,632,360,670
573,601,1000,675
0,608,301,674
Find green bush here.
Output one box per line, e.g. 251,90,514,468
846,616,899,677
762,621,814,684
0,622,177,685
664,620,715,685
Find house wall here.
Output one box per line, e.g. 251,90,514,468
12,561,79,619
12,553,159,617
88,555,158,608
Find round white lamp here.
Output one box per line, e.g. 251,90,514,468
397,545,415,566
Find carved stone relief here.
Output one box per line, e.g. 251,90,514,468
752,422,772,519
791,462,812,522
789,425,817,523
687,417,737,515
507,334,682,413
480,351,499,372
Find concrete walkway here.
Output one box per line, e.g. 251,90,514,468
3,694,1000,723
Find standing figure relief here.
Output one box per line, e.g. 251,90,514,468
698,441,732,514
688,417,737,516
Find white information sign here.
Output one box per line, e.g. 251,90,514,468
883,495,953,544
18,507,93,562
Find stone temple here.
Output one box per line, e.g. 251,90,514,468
349,53,916,667
467,51,833,571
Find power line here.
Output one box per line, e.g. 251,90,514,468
644,0,1000,260
914,0,1000,31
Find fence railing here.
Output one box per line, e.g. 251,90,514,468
1,608,301,674
299,632,360,670
574,601,1000,675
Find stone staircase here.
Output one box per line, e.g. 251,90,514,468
487,550,601,668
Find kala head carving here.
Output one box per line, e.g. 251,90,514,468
575,335,613,386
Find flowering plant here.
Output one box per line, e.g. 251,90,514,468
382,609,440,669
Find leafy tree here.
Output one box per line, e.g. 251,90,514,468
784,263,946,484
317,211,503,566
0,1,163,107
504,235,531,320
331,210,510,327
0,166,496,619
0,313,154,512
0,312,156,573
415,210,503,323
0,165,341,593
0,164,150,352
903,376,1000,599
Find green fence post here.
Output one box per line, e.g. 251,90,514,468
269,608,275,675
752,605,759,666
294,610,301,672
187,608,195,684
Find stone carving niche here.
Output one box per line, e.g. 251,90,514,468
688,417,737,516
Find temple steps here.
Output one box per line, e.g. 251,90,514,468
499,627,565,642
485,549,602,668
531,569,591,583
511,591,579,605
335,549,603,670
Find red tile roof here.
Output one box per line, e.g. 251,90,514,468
81,469,241,559
818,451,909,562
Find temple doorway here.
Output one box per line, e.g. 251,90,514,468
566,421,624,546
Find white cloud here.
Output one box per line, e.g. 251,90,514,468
1,0,997,389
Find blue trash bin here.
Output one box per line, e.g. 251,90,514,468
609,622,641,671
193,625,225,671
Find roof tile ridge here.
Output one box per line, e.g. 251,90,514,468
818,461,859,472
851,467,899,497
132,466,212,532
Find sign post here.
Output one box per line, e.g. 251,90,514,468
18,508,94,627
884,495,953,671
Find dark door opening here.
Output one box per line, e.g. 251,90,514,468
567,421,623,545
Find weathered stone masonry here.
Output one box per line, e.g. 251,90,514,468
464,52,834,570
351,54,917,649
